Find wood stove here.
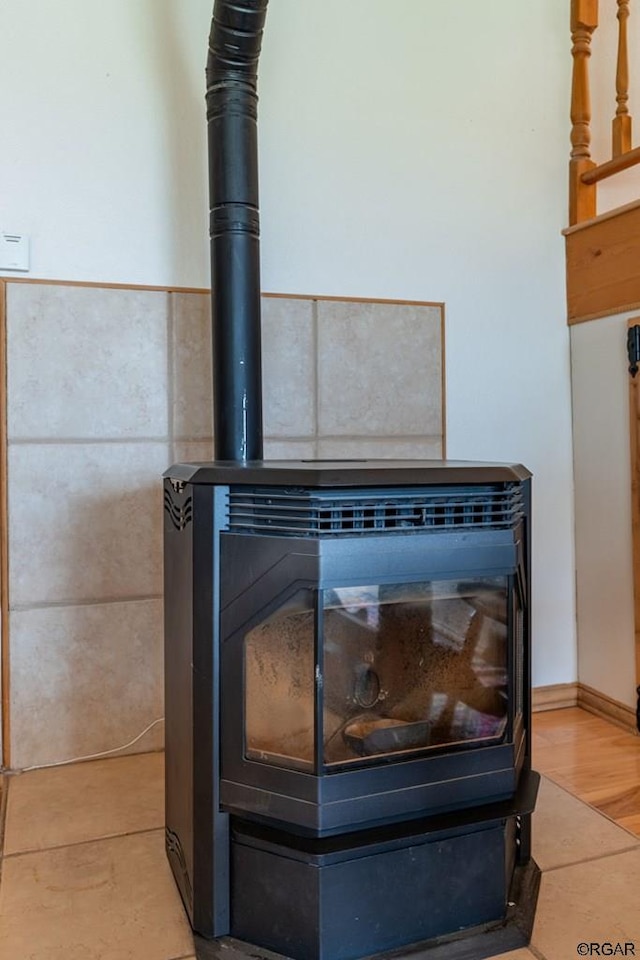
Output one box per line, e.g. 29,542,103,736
164,460,539,960
163,4,539,958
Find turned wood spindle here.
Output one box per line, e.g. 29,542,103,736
613,0,632,157
570,0,598,224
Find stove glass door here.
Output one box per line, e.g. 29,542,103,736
322,577,509,767
244,588,316,771
243,577,509,773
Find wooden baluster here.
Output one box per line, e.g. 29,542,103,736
613,0,632,157
570,0,598,224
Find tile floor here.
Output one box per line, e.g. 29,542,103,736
0,719,639,960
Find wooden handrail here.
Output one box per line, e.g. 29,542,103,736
581,143,640,183
568,0,640,224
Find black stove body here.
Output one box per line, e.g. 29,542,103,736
165,5,539,958
164,458,539,960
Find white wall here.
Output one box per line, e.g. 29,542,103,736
567,0,640,707
0,0,576,687
571,314,637,708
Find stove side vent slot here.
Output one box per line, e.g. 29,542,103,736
164,486,194,532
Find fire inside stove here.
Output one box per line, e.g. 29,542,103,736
246,578,509,771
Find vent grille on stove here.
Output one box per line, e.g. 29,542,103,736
164,488,193,531
227,483,524,537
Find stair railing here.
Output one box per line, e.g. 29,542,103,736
570,0,639,224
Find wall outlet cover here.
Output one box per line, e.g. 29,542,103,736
0,233,30,271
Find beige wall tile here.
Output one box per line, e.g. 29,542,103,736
533,777,639,871
10,600,163,770
172,294,316,442
171,292,213,440
5,752,164,855
316,437,442,460
9,442,169,606
7,284,169,440
172,439,214,464
0,830,194,960
263,439,316,460
317,301,443,437
174,440,318,463
261,296,315,438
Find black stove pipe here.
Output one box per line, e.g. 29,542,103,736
206,0,268,462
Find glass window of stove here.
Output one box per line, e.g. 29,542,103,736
322,578,509,767
244,589,316,771
244,578,509,773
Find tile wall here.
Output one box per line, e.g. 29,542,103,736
3,282,444,769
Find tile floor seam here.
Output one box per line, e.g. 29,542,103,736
527,944,548,960
3,823,164,860
539,841,640,873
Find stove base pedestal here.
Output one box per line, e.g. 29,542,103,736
194,858,540,960
192,793,540,960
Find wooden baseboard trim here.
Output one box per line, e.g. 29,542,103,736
532,682,638,734
577,683,639,734
532,683,579,712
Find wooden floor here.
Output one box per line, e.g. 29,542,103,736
533,706,640,836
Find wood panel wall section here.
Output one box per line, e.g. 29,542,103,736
565,200,640,323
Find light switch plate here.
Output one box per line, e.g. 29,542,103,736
0,232,30,271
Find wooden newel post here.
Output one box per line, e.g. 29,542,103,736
613,0,632,157
570,0,598,224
